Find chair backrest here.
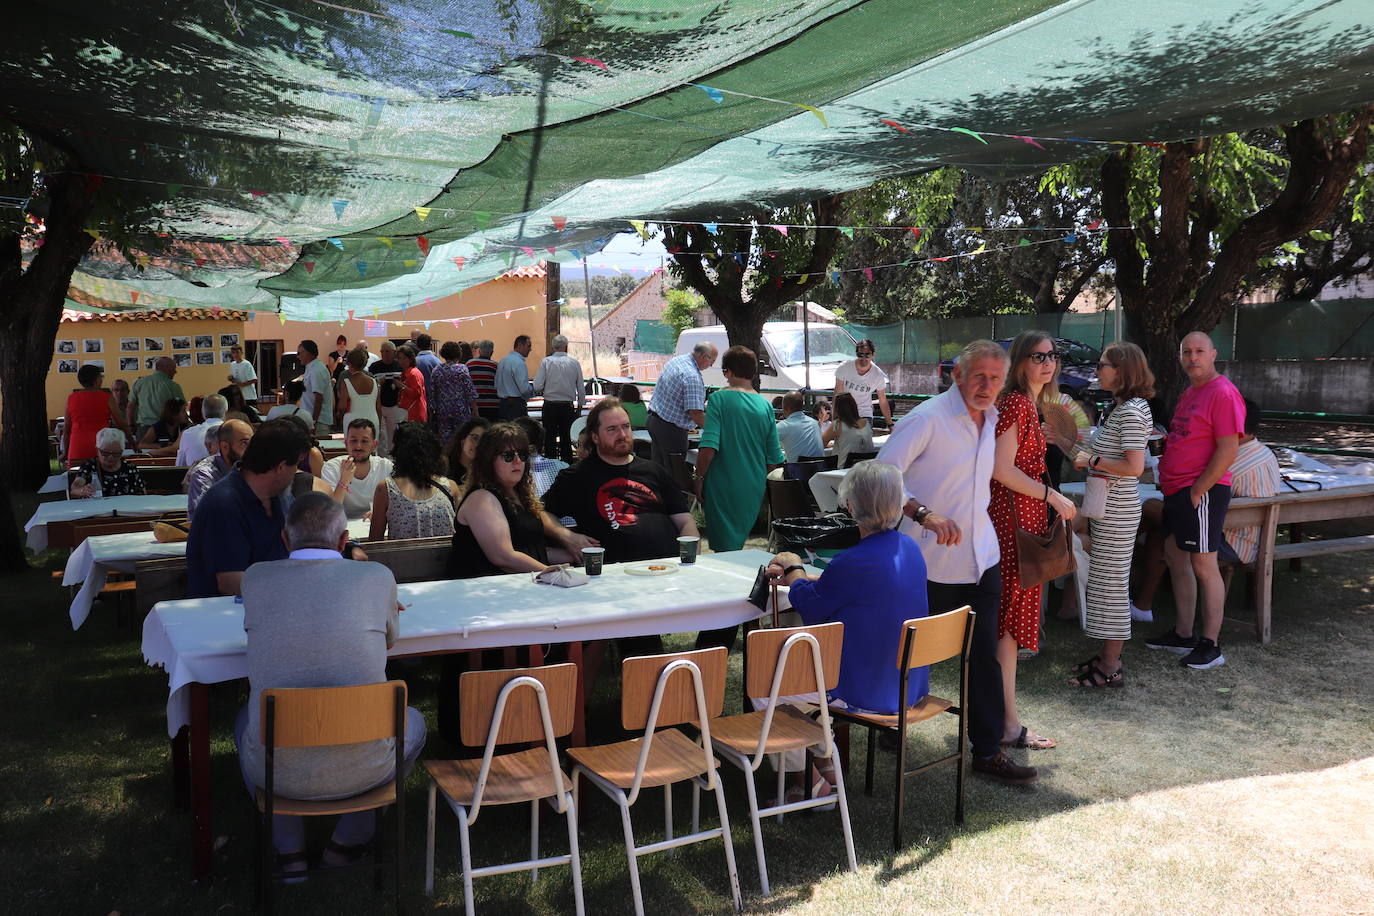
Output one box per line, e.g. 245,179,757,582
842,450,878,469
745,622,842,698
792,457,827,484
621,647,726,730
896,606,975,670
570,416,587,442
767,477,815,520
261,680,407,748
459,663,578,747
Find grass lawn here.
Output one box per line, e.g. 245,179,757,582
3,489,1372,914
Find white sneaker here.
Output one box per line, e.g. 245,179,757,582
1130,603,1153,623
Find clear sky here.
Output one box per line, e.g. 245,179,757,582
581,230,667,275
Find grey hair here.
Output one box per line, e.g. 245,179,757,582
95,427,125,451
551,334,569,351
201,394,228,419
477,339,495,356
838,460,904,532
203,424,220,451
692,341,716,357
284,491,347,551
955,339,1009,369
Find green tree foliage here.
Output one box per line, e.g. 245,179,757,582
660,287,703,340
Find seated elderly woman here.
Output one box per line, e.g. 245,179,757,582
69,427,148,498
766,460,930,799
446,421,591,578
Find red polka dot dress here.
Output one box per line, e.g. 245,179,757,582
988,390,1047,651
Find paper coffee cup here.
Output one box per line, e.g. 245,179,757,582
677,536,700,564
581,546,605,576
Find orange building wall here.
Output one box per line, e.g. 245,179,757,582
48,316,248,420
246,277,550,368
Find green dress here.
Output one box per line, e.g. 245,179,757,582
699,388,785,551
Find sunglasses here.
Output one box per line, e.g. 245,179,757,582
855,350,874,358
1098,361,1116,370
498,449,530,464
1027,351,1059,364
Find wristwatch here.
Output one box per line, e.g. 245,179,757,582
911,503,933,524
782,564,806,578
1090,455,1102,469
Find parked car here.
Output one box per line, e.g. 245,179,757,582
673,321,858,391
938,336,1108,414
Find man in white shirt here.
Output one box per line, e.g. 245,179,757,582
834,337,892,427
297,339,334,437
532,334,585,462
177,393,227,467
226,345,259,406
877,339,1036,785
320,419,393,520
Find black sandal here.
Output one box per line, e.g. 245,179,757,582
322,840,372,868
1069,663,1124,688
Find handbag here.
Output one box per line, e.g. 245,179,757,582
1081,472,1115,519
1013,475,1077,590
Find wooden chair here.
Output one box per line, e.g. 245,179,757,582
255,681,409,914
841,450,877,469
708,623,857,896
567,647,742,916
423,664,584,915
829,606,975,850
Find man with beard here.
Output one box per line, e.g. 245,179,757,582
184,419,253,516
320,419,392,520
543,397,698,563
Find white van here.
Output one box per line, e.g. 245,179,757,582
672,321,857,391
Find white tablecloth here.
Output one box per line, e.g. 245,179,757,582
810,468,848,512
63,518,370,630
143,549,788,737
24,494,188,553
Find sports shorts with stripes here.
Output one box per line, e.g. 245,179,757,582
1161,482,1231,554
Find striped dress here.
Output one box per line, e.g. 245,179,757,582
1084,398,1151,640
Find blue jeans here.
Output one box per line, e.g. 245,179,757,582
234,704,427,853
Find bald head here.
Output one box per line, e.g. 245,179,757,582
155,356,176,376
1179,331,1219,385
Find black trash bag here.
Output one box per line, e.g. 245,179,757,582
771,513,860,551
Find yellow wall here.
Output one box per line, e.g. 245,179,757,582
49,316,248,420
245,277,550,374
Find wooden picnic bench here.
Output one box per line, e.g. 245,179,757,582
1222,482,1374,644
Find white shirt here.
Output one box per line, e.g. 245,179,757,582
834,360,889,418
533,351,585,407
176,417,223,467
876,387,999,584
230,358,258,402
321,454,394,519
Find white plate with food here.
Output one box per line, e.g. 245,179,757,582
623,562,679,577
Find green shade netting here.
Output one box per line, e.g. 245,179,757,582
4,0,1373,318
632,319,678,354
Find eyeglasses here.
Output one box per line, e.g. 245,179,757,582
498,449,530,464
97,449,122,458
1027,351,1059,364
1098,361,1117,370
855,350,874,358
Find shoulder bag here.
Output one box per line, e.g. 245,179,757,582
1014,474,1077,589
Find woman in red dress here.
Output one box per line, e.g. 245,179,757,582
396,343,428,423
62,365,132,466
989,331,1078,751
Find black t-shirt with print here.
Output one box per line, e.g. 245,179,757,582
542,454,688,564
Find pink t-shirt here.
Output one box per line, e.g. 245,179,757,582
1158,374,1246,496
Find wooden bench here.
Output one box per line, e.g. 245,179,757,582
45,513,187,551
135,536,452,617
1222,482,1374,643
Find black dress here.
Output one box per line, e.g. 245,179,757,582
446,487,548,579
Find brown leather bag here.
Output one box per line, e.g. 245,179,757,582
1014,477,1076,589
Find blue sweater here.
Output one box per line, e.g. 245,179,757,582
787,529,930,713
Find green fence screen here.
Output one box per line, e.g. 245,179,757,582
634,320,678,355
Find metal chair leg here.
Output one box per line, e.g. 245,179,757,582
710,781,744,913
893,727,906,851
530,798,541,882
425,783,437,895
828,753,859,873
565,793,586,916
740,763,771,896
458,806,477,916
618,799,645,916
664,784,674,855
865,727,877,795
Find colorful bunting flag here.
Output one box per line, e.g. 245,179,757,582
347,309,355,321
130,291,139,304
273,236,290,246
950,127,987,144
452,256,465,270
1012,135,1047,151
1064,233,1078,243
521,246,535,258
698,85,724,104
83,228,100,240
355,260,367,276
414,206,432,221
1017,238,1030,246
573,57,608,70
194,257,206,267
838,227,853,239
416,236,430,255
770,224,788,236
332,200,348,219
326,238,343,250
880,119,910,133
248,189,266,198
403,259,417,267
1086,219,1103,230
377,237,393,248
551,216,568,231
702,222,718,235
629,219,648,240
794,104,828,127
909,227,922,239
211,305,222,316
303,261,314,273
862,267,873,282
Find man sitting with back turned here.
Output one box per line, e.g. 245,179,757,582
186,418,312,598
776,390,825,465
233,492,426,876
184,419,253,517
